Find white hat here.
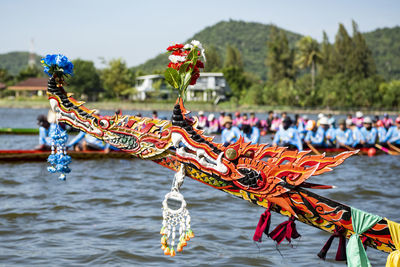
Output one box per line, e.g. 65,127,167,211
363,116,372,124
319,116,329,125
356,111,363,118
198,110,204,116
208,113,215,121
318,113,324,119
346,118,353,126
303,115,308,120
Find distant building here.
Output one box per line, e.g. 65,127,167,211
8,77,48,97
135,72,230,102
0,82,6,90
135,74,166,100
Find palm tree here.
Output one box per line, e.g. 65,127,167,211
295,36,322,90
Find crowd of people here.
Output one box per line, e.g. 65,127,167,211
196,110,400,150
36,109,400,153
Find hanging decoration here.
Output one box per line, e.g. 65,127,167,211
385,218,400,267
160,164,193,256
346,207,382,267
42,54,74,180
47,124,71,180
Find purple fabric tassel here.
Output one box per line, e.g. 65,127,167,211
253,203,272,242
269,216,301,245
317,226,347,261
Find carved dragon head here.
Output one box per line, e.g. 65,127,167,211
47,76,172,159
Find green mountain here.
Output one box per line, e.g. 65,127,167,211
1,21,399,81
133,20,303,80
364,26,400,80
0,51,42,76
134,20,400,81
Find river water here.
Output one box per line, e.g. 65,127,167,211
0,107,399,266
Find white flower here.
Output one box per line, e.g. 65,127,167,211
191,40,203,49
168,55,186,63
183,43,193,50
190,40,206,62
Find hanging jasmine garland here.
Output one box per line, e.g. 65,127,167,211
41,54,74,180
47,125,71,180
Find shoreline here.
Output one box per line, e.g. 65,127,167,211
0,98,398,116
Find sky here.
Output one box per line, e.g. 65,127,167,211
1,0,399,68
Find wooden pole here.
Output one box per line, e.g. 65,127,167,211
375,144,399,156
306,142,321,155
387,142,400,153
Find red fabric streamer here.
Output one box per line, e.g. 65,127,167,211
269,216,301,244
317,225,347,261
253,203,272,242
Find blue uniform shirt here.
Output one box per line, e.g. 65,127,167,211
242,126,260,144
273,127,303,151
351,127,365,147
221,126,242,145
38,126,51,146
325,127,336,146
377,127,387,142
67,131,110,150
383,126,400,145
334,128,353,146
360,127,378,145
304,127,326,147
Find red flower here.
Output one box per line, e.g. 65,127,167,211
196,60,204,69
190,71,200,85
167,44,184,51
168,62,183,70
172,50,183,56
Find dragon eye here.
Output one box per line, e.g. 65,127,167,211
225,148,238,160
99,119,110,129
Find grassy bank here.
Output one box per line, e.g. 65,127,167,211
0,97,398,115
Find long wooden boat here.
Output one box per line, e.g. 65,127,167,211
0,128,39,135
0,146,387,163
0,149,133,162
301,146,386,156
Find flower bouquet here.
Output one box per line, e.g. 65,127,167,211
164,40,206,101
41,54,74,85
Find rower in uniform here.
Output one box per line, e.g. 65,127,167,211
305,117,331,148
35,114,52,150
347,120,365,148
221,117,242,146
376,120,387,143
272,116,303,151
360,116,377,147
334,119,353,148
382,117,400,147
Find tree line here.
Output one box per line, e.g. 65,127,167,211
0,58,136,101
206,21,399,109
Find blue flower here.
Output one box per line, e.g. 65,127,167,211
41,54,74,76
47,154,57,164
55,54,69,68
47,166,57,173
63,62,74,75
43,54,56,66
